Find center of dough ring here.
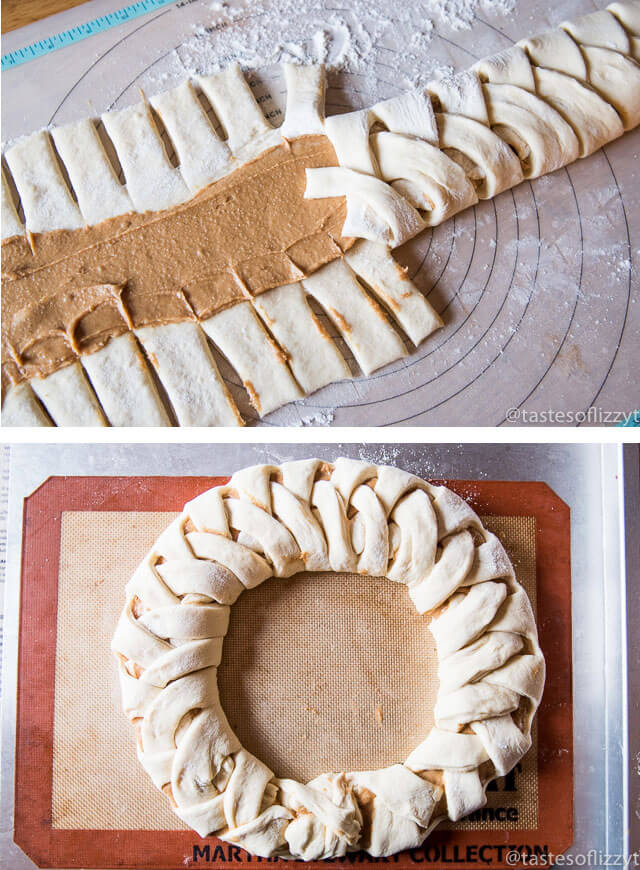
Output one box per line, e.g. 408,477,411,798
112,458,545,859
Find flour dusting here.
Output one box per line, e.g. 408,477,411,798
156,0,516,92
293,408,336,427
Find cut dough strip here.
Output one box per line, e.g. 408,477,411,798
1,166,25,239
150,80,232,193
30,362,107,427
302,258,408,376
198,64,280,160
51,119,134,223
305,166,426,246
102,101,190,212
135,322,242,427
0,381,52,426
2,61,434,425
4,130,83,232
280,63,326,138
344,239,443,346
201,302,303,417
81,332,171,427
252,283,352,396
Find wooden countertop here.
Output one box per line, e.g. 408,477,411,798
2,0,91,34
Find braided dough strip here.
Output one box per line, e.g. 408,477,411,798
113,458,544,859
306,1,640,245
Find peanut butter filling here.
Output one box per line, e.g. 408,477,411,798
1,134,351,392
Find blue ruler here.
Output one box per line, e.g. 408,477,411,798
1,0,177,71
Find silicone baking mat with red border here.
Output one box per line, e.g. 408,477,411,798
13,475,573,869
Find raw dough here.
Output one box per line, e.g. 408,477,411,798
112,458,544,860
3,1,639,426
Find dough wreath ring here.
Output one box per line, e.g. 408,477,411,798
112,458,545,860
3,1,640,427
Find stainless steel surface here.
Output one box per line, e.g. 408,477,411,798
623,446,640,853
0,443,634,867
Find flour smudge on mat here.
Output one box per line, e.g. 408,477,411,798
151,0,517,92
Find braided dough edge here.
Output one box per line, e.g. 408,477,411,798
111,458,545,859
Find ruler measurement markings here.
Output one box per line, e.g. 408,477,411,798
1,0,177,71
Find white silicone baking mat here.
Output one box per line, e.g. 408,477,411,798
2,0,639,427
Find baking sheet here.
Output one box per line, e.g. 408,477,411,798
2,0,639,426
0,443,634,869
11,473,564,869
